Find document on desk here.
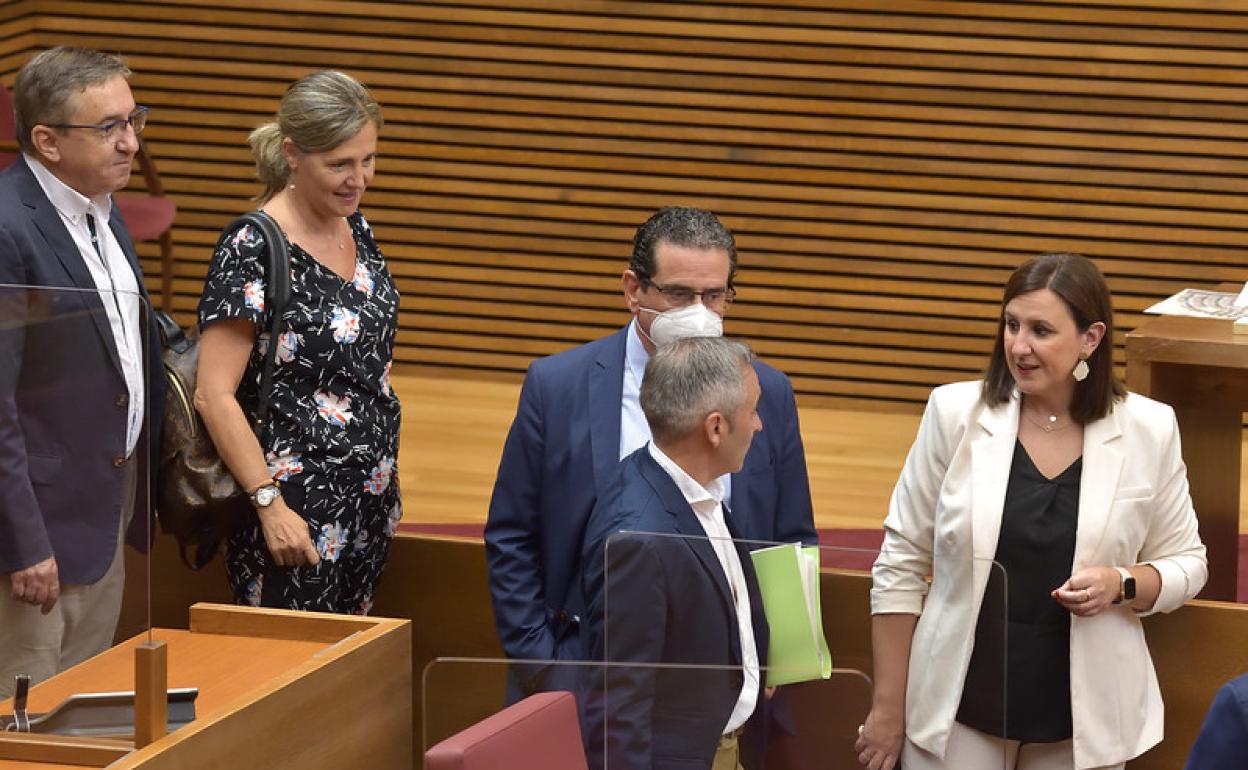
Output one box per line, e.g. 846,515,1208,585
1144,288,1247,320
750,543,832,686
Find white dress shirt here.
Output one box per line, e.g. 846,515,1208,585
621,319,732,502
647,441,760,734
26,154,144,455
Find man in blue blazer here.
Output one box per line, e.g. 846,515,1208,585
1185,673,1248,770
581,337,770,770
485,207,813,691
0,47,164,698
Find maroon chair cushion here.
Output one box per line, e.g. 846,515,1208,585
426,691,588,770
114,194,176,241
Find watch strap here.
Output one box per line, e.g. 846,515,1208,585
249,480,281,508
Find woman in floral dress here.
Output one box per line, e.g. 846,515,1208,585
194,71,401,613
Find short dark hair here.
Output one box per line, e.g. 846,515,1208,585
982,252,1125,423
630,207,737,283
14,47,131,155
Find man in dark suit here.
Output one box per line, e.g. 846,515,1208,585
0,46,163,698
485,206,813,692
1185,673,1248,770
581,336,770,770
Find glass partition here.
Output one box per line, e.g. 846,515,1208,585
0,283,155,736
599,533,1008,769
421,539,1010,769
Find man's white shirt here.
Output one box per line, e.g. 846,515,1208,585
647,440,760,735
27,154,144,455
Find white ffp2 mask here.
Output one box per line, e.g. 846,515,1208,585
639,303,724,348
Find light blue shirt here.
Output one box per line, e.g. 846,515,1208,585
619,319,733,503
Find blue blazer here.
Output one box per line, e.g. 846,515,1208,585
485,325,813,671
0,157,164,584
581,447,770,770
1185,673,1248,770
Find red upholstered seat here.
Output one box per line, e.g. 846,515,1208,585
115,138,177,310
115,194,176,241
426,690,588,770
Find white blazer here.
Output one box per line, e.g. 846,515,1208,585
871,380,1207,769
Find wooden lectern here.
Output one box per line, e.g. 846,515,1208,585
0,604,411,769
1126,315,1248,601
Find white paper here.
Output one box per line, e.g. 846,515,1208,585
1236,282,1248,308
800,550,818,636
1144,288,1248,320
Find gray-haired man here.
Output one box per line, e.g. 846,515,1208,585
582,337,771,770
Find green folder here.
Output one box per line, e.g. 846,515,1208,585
749,543,832,686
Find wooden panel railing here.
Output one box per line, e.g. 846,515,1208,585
4,0,1248,409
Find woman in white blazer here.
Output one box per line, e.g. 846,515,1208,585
855,253,1207,770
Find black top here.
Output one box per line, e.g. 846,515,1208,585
957,439,1081,743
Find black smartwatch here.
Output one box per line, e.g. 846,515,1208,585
1113,567,1136,605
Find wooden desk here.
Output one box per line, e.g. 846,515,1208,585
0,604,411,769
1126,315,1248,600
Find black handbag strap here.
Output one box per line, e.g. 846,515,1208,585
212,210,291,437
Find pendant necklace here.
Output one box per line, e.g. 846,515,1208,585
332,218,346,251
1024,410,1069,433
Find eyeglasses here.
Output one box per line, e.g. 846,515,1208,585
48,106,148,142
639,274,736,309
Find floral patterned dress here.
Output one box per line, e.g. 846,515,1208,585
198,211,402,614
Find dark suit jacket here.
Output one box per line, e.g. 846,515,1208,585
581,447,770,770
0,156,164,585
1185,673,1248,770
484,325,813,677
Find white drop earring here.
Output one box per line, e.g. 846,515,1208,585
1072,356,1090,382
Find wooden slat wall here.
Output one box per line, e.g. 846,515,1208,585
8,0,1248,410
0,1,36,80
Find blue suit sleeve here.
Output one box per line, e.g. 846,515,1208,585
484,365,558,661
770,370,816,546
0,224,51,574
1186,675,1248,770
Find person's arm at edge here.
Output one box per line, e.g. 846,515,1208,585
857,613,917,770
764,365,816,546
1134,403,1208,615
857,386,955,769
484,365,558,661
0,224,58,613
193,318,318,567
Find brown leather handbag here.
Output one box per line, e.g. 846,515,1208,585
155,211,289,569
